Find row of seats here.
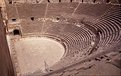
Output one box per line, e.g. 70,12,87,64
40,5,121,75
90,6,121,53
42,21,95,57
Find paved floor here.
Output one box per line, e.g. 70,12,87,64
13,37,65,75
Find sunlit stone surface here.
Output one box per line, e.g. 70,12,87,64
14,37,65,75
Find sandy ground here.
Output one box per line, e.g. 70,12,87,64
13,37,65,75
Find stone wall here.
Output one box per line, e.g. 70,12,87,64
0,8,15,76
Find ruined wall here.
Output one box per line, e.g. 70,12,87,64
5,0,121,4
0,8,15,76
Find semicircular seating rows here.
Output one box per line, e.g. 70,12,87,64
89,6,121,53
5,1,121,75
36,5,121,75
